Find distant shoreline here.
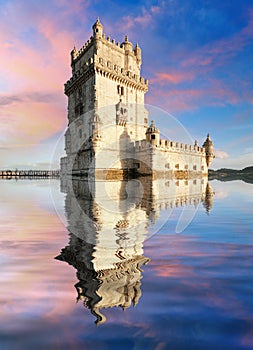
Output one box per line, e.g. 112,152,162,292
209,166,253,184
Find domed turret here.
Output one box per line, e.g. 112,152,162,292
202,133,215,167
70,46,77,64
202,182,214,214
122,35,133,54
134,42,142,68
146,120,160,146
93,18,103,38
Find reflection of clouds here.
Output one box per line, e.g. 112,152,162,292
213,189,228,200
0,180,75,327
211,179,253,201
1,179,253,348
145,233,253,345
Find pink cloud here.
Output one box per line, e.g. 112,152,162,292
215,149,229,159
148,74,243,112
0,99,66,145
147,87,204,112
0,1,91,152
151,71,194,85
117,4,163,32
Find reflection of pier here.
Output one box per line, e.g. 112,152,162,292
0,169,60,179
57,176,214,324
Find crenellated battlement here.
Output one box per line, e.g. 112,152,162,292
65,54,148,94
95,60,148,91
133,138,206,156
71,30,142,67
71,37,94,62
64,63,148,95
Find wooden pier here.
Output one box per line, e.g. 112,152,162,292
0,169,60,179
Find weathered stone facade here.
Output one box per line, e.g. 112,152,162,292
60,19,214,179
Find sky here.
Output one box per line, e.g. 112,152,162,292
0,0,253,170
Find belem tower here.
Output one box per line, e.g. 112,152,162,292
60,19,214,179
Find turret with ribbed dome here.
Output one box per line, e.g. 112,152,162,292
146,120,160,146
134,42,142,68
122,35,133,54
202,133,215,167
93,17,103,38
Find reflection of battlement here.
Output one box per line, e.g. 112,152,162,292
137,177,214,221
57,176,214,324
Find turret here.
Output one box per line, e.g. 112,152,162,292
122,35,133,54
93,18,103,39
134,42,142,68
202,133,215,167
146,120,160,147
202,182,214,214
92,113,102,151
70,46,77,65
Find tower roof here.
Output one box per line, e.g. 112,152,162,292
93,17,103,29
146,120,159,134
202,133,213,148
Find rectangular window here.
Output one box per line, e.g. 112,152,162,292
151,134,156,140
175,164,179,169
75,104,83,116
117,85,124,96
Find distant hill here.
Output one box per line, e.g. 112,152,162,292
209,166,253,184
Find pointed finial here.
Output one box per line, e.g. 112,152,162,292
93,17,103,28
125,35,128,42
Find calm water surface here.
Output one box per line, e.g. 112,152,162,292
0,178,253,350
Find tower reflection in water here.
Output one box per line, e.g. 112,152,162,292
56,176,214,324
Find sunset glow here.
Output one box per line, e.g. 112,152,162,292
1,0,253,169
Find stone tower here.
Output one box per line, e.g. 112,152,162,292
61,19,149,176
60,19,214,178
